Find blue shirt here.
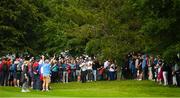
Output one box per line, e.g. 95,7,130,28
70,64,76,69
129,59,133,69
142,55,147,69
62,63,67,71
142,59,146,69
154,58,158,65
38,64,43,74
42,63,51,76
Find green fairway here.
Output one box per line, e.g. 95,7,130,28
0,80,180,97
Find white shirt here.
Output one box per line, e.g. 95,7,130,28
175,64,179,71
135,59,139,66
87,61,93,70
80,62,87,71
104,61,110,68
39,59,44,65
109,64,115,72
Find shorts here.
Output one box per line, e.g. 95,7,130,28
8,73,14,81
43,75,50,83
13,73,17,79
16,72,21,80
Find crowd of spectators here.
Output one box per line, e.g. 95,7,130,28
0,52,118,92
121,52,180,86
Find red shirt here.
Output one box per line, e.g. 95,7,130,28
33,62,39,73
33,62,39,67
7,60,12,70
67,64,71,74
2,60,8,70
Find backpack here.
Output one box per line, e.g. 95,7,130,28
9,64,15,72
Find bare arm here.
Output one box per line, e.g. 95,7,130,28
50,54,56,64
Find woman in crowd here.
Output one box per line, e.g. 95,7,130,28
41,55,55,91
109,61,115,80
51,60,59,83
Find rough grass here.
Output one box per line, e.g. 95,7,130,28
0,80,180,97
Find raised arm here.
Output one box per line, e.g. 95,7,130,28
50,54,56,64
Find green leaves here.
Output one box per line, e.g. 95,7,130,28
0,0,46,54
85,39,101,56
0,0,179,63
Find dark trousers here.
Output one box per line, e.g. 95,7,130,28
0,71,2,86
87,70,93,81
1,71,8,86
143,67,148,80
103,69,109,80
51,71,58,83
176,72,180,87
109,71,115,80
81,71,87,83
33,76,41,90
71,70,76,81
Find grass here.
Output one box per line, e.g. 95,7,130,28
0,80,180,97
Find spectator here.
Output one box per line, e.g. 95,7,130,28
28,59,34,88
109,61,115,80
0,59,2,86
75,58,81,82
104,60,110,80
16,58,23,87
41,59,51,91
70,59,76,81
92,59,99,81
172,63,178,86
86,59,93,82
51,60,59,83
157,60,163,85
8,62,15,86
62,60,68,83
148,55,154,80
32,59,40,90
80,61,87,83
162,63,168,86
136,55,142,81
142,54,148,80
21,61,30,92
2,58,9,86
